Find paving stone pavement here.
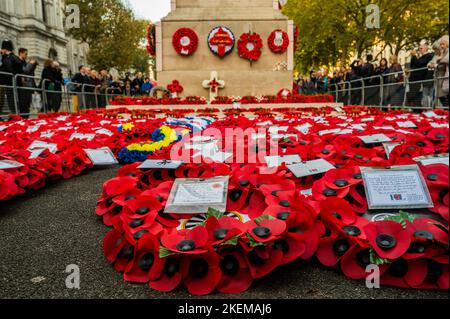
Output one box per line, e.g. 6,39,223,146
0,167,448,299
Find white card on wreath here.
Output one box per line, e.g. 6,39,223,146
414,154,449,166
0,125,7,132
138,159,183,169
28,140,57,153
28,148,47,159
397,121,417,128
265,154,302,168
287,159,335,178
0,160,24,170
70,133,96,141
295,123,312,134
318,128,341,136
382,142,401,159
0,140,5,145
361,165,433,210
40,131,55,138
269,126,289,134
165,176,229,214
84,147,118,165
430,122,449,128
359,134,391,144
95,128,113,136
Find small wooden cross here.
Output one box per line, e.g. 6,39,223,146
202,71,225,102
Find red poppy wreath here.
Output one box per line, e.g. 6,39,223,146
237,32,263,62
268,29,289,54
172,28,199,56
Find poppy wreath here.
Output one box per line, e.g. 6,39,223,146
97,110,449,295
167,80,184,95
172,28,199,56
237,32,263,62
268,29,290,54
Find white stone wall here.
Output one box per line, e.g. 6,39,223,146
0,0,87,77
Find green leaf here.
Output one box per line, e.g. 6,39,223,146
206,207,224,220
219,235,241,247
159,246,177,259
382,210,416,229
246,234,265,248
369,248,392,265
254,214,276,225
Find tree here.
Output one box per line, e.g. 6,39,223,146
65,0,150,73
283,0,449,73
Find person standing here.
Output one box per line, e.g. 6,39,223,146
386,55,405,107
373,58,389,106
0,40,22,114
132,72,144,96
361,54,375,105
51,61,63,112
18,48,38,116
71,65,90,108
98,69,110,108
407,43,434,108
435,35,449,107
40,59,55,112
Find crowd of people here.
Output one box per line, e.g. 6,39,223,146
1,39,155,117
296,35,449,108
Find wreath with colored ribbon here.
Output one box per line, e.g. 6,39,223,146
208,26,235,58
237,32,263,62
146,24,156,56
172,28,199,56
268,29,289,54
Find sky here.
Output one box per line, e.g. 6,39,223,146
126,0,171,22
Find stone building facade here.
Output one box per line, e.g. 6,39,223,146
0,0,87,77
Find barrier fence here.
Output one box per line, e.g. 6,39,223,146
1,67,449,119
329,67,449,110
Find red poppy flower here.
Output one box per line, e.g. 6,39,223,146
320,197,357,229
149,255,187,292
245,218,286,243
380,258,429,288
183,251,222,295
205,216,245,246
123,232,164,283
161,226,210,255
0,170,19,201
244,245,283,279
341,245,388,279
364,220,412,260
312,179,350,201
102,176,137,197
217,248,253,294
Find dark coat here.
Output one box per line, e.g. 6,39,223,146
0,53,23,85
409,53,434,82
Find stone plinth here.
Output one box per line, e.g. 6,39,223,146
157,0,294,99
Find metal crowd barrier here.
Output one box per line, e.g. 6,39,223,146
329,66,449,110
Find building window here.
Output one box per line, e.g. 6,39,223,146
41,0,47,23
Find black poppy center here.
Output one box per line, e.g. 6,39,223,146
353,173,362,180
321,149,330,155
288,226,303,234
229,189,242,202
189,258,209,279
332,212,342,220
413,230,434,241
164,258,180,278
427,174,438,181
333,239,350,256
278,200,290,207
133,229,148,240
252,227,271,238
376,234,396,249
274,239,290,253
276,212,290,220
129,219,145,228
334,179,349,187
356,249,371,268
136,207,149,215
407,242,426,254
138,253,154,271
322,188,337,197
239,180,250,187
219,255,239,276
271,190,281,196
214,228,229,240
176,239,196,252
388,258,408,277
343,225,361,237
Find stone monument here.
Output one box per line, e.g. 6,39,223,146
156,0,294,100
